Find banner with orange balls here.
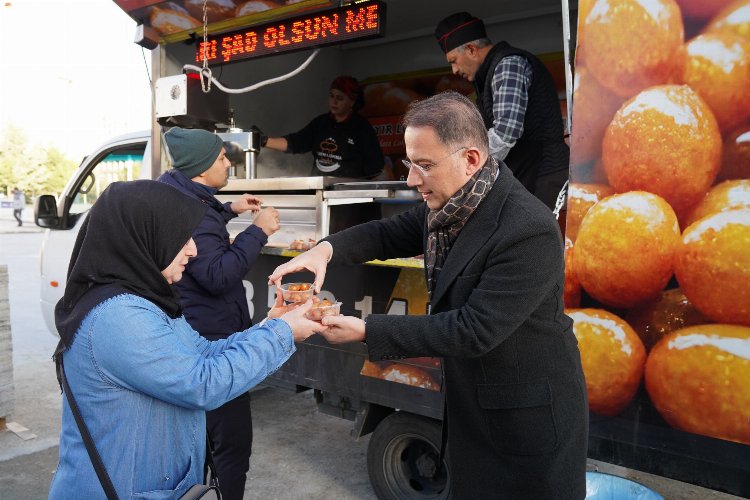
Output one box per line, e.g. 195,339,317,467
567,0,750,460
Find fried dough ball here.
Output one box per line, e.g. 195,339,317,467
645,324,750,445
719,123,750,181
306,300,340,321
378,87,425,116
360,360,384,378
570,68,625,167
675,209,750,326
682,179,750,227
704,0,750,43
571,159,609,184
184,0,236,23
575,0,596,64
288,283,309,291
361,83,425,117
625,288,708,350
564,238,581,309
565,183,615,242
381,364,439,391
281,282,314,303
236,0,279,16
433,75,475,97
582,0,685,97
149,7,201,35
573,192,680,308
683,32,750,132
675,0,737,19
602,85,722,213
567,308,646,416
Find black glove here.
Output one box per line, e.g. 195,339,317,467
250,125,268,147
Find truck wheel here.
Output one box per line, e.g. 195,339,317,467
367,412,449,499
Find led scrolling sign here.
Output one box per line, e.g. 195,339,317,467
195,1,386,64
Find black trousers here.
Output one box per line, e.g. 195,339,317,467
13,209,22,225
207,391,253,500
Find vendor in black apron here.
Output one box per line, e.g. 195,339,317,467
262,76,385,179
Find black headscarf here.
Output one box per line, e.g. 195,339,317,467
53,180,208,362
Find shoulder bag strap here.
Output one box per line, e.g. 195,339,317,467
205,436,220,489
58,359,120,500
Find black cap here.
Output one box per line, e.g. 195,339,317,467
435,12,487,53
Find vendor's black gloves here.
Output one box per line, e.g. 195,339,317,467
250,125,268,147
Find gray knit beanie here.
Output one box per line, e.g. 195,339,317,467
164,127,223,179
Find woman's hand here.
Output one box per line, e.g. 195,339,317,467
279,300,327,342
268,242,332,293
267,288,292,319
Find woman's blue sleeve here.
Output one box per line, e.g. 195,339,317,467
90,299,295,411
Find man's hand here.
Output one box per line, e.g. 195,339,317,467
231,193,262,214
253,207,280,236
319,315,366,344
268,242,332,293
278,300,327,342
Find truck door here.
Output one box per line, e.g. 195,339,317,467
38,139,149,336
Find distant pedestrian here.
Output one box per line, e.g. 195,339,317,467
12,187,24,226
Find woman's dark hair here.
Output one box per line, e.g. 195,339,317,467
330,75,365,111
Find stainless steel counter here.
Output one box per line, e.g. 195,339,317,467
216,177,421,247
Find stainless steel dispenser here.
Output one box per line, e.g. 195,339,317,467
220,129,261,179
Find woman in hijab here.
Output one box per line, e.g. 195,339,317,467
261,75,385,178
49,180,322,499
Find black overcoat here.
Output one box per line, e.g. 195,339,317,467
325,164,588,498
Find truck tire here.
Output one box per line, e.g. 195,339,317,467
367,411,449,499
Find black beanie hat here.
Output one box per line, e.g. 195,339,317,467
164,127,224,179
435,12,487,53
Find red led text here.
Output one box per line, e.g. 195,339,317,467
195,1,384,64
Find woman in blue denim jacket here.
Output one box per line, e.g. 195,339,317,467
49,180,322,499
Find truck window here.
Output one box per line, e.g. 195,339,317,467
70,147,145,218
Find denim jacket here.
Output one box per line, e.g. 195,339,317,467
48,294,294,499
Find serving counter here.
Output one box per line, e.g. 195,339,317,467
217,176,421,249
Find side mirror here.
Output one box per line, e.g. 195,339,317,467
35,195,59,229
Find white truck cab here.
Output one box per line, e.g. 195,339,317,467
36,130,151,334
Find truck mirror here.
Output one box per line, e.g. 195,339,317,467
35,195,59,229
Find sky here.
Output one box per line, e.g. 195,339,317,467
0,0,152,161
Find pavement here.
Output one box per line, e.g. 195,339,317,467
0,210,746,499
0,209,43,235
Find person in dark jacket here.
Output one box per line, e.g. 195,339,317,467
434,12,570,210
262,75,385,178
158,127,281,500
269,92,588,499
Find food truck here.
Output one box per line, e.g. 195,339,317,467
34,0,750,497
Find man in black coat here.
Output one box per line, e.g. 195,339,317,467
435,12,570,211
269,92,588,498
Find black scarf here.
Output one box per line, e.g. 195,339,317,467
53,180,208,364
425,157,499,296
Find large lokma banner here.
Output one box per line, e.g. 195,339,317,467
567,0,750,459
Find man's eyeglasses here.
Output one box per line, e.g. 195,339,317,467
401,147,469,177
